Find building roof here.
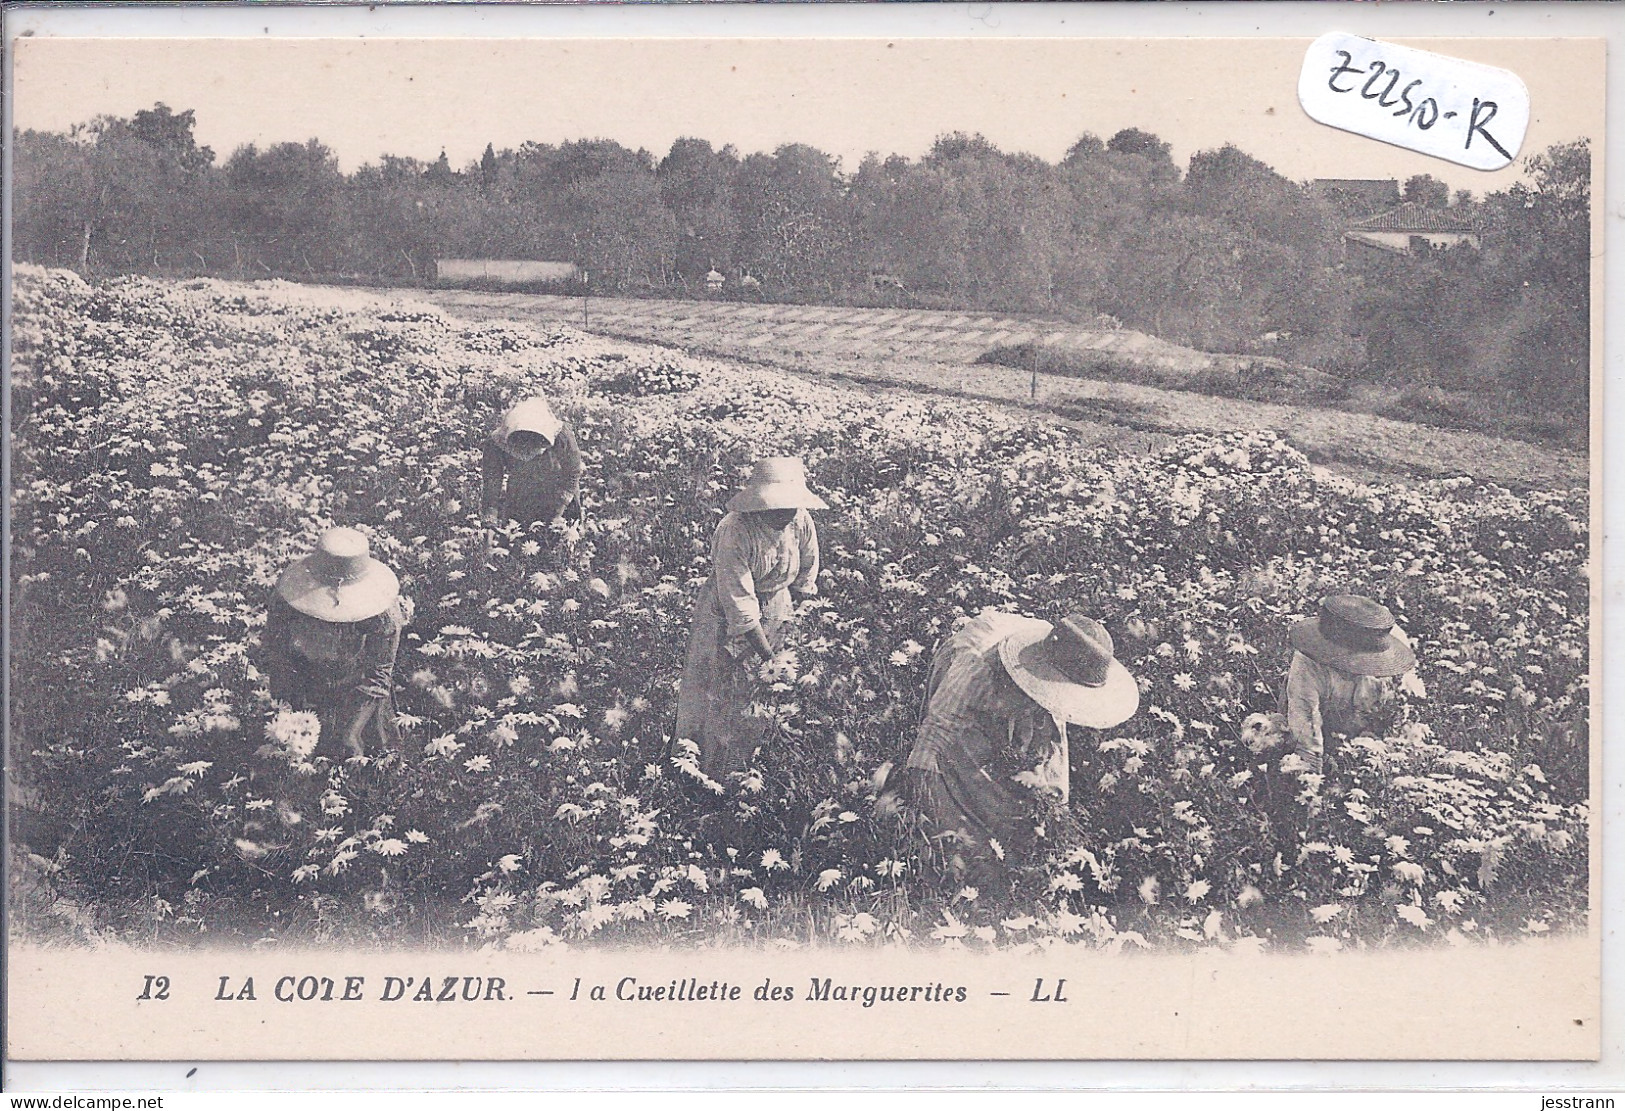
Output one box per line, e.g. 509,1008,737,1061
1348,201,1478,233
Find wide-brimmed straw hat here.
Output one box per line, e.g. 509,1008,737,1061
275,527,400,624
492,397,563,458
998,613,1139,728
726,456,828,513
1289,594,1416,678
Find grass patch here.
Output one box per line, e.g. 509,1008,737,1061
977,343,1348,406
978,343,1586,450
1368,384,1587,449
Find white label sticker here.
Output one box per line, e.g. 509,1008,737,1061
1298,33,1529,171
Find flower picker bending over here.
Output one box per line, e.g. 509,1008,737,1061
674,457,825,781
879,609,1139,888
481,397,584,529
1282,594,1421,776
262,527,406,760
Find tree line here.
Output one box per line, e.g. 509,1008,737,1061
11,104,1590,405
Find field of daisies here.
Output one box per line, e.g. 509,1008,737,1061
8,265,1590,954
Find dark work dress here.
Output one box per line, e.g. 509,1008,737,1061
481,428,584,525
261,591,404,758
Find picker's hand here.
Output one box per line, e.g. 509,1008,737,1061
746,627,775,663
725,627,775,670
791,594,828,620
1289,744,1324,778
757,649,799,685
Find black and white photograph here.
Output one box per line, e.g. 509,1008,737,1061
2,18,1602,1063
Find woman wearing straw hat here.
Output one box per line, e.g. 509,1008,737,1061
883,608,1139,886
674,457,826,780
1282,594,1419,775
262,527,407,760
481,397,584,528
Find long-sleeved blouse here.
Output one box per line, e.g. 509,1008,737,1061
673,509,820,778
709,509,820,640
481,427,584,525
1281,651,1393,768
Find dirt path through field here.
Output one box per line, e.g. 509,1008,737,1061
757,350,1589,488
408,287,1587,489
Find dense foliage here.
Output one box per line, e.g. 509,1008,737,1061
10,106,1590,406
11,268,1589,952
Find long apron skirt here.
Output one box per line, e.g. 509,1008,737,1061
673,578,793,779
897,638,1062,884
499,455,576,526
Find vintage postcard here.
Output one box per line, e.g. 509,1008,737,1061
3,20,1602,1064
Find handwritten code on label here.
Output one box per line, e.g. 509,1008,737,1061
1298,33,1529,171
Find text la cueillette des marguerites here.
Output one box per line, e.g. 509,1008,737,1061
148,970,1076,1008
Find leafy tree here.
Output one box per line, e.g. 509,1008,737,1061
125,105,218,270
223,139,346,274
732,144,852,294
551,139,652,185
571,167,677,289
1353,244,1492,380
658,138,740,280
1488,139,1591,401
887,136,1072,310
1350,141,1589,407
922,131,1006,168
1182,144,1352,350
72,118,169,271
11,128,95,266
1402,173,1451,209
1052,139,1171,312
128,103,214,172
848,154,970,296
344,156,446,280
1106,127,1169,160
1061,132,1106,165
426,149,455,185
1105,128,1180,185
1106,211,1287,346
948,154,1067,310
13,104,220,273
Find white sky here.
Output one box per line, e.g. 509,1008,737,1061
10,35,1602,194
